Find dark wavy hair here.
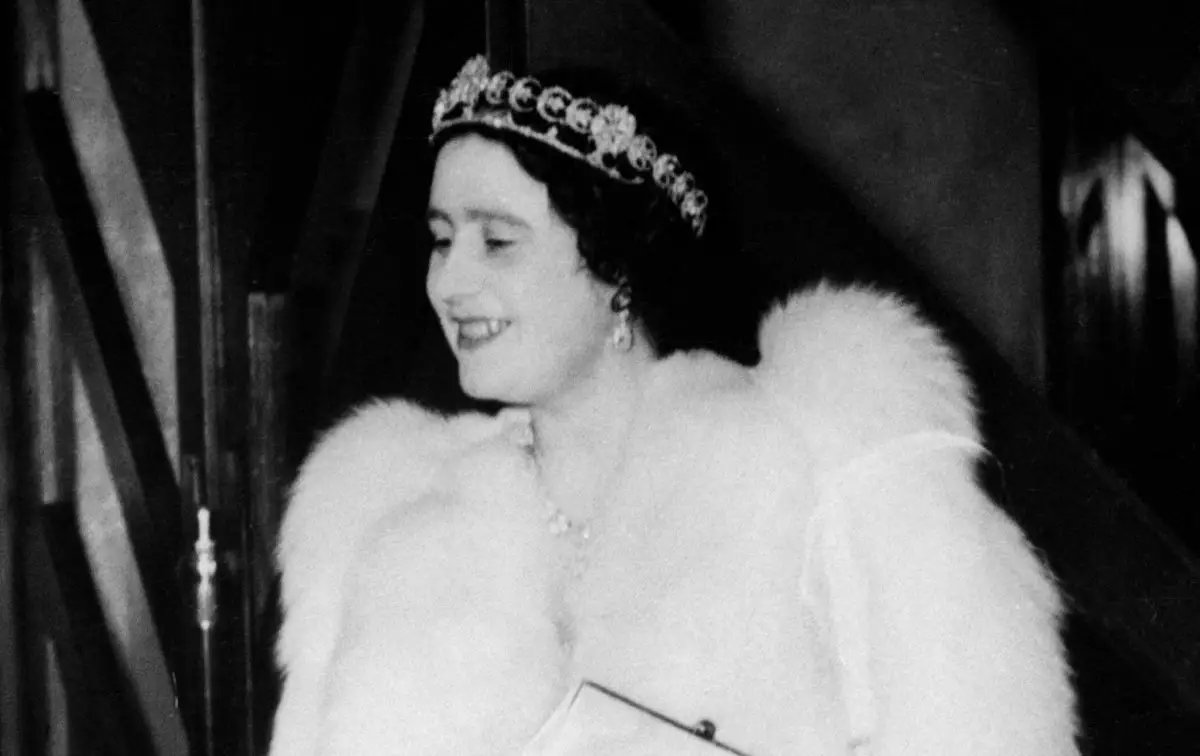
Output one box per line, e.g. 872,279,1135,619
430,67,761,363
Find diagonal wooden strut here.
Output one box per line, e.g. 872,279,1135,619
22,87,185,682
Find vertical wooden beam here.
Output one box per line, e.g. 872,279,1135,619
191,0,220,519
186,1,256,753
248,294,286,607
1,16,31,746
0,287,24,756
247,292,286,749
188,0,220,744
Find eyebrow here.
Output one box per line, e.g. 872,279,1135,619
425,207,532,229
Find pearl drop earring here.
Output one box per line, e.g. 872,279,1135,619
610,285,634,352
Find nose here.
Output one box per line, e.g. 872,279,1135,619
427,237,483,306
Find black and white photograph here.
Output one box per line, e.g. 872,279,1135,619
2,1,1198,754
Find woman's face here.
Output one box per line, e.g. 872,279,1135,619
426,134,617,405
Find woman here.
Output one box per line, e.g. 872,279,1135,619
269,56,1078,755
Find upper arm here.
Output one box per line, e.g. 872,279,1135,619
810,443,1077,755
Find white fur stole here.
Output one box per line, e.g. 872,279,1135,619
270,283,1079,756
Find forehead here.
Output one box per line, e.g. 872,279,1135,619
429,134,551,222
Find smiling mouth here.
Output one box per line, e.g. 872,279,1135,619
454,318,511,351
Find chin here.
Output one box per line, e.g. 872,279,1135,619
458,366,521,404
455,345,556,405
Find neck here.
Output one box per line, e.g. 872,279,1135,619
526,340,654,519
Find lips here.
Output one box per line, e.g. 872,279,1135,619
454,317,511,351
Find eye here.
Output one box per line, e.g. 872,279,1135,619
428,234,451,256
484,236,514,253
426,216,454,256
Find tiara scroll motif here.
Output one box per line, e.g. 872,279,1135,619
431,56,709,237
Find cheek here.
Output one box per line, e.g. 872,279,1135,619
425,264,448,320
530,286,610,353
424,259,439,304
424,274,456,347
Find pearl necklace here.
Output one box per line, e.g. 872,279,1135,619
502,411,593,547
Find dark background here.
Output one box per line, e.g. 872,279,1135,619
4,0,1200,754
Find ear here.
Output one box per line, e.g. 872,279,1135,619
609,280,633,314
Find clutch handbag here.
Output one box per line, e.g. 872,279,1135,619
523,680,752,756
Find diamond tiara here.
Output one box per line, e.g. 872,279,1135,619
431,55,709,237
